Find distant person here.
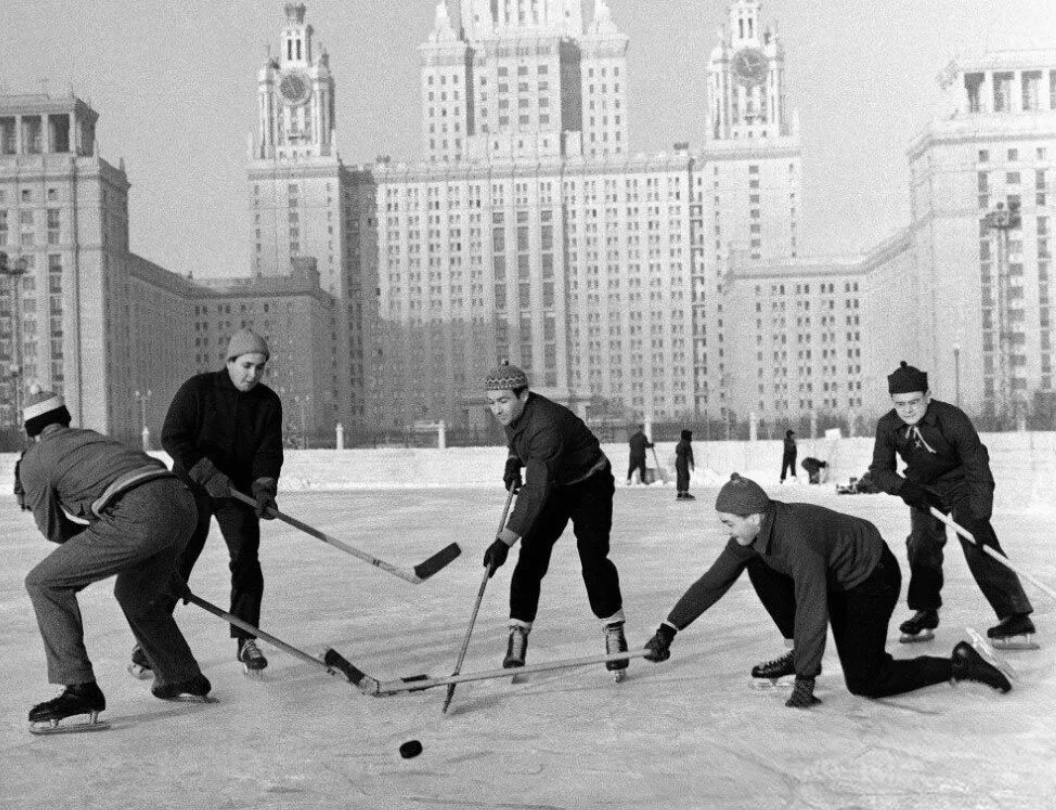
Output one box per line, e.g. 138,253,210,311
869,361,1036,647
675,429,696,501
800,457,828,485
18,389,211,732
780,430,797,483
642,474,1013,709
627,424,654,486
482,361,629,681
150,328,284,678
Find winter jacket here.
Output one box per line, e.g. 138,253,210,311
628,430,653,460
675,437,695,472
162,370,284,492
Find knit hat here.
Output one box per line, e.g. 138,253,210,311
887,361,928,395
680,429,692,441
226,329,270,362
484,360,529,391
714,473,770,517
23,386,71,437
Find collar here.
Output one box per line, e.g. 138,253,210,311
751,502,779,555
508,391,537,430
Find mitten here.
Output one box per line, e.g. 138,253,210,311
785,676,821,708
188,457,231,499
898,480,941,514
251,477,278,519
483,538,510,577
503,457,523,493
644,623,677,663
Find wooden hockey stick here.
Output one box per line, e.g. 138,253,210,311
231,489,461,584
374,650,651,696
441,486,516,714
930,507,1056,600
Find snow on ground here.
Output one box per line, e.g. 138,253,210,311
1,482,1054,810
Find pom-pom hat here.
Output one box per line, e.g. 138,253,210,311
23,386,71,436
887,361,928,395
715,473,771,517
484,360,529,391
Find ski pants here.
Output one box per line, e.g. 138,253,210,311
675,459,691,493
905,498,1032,620
746,544,952,697
509,467,623,625
780,451,797,481
25,478,204,687
627,454,648,484
165,486,264,640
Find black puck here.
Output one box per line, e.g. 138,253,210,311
399,740,423,759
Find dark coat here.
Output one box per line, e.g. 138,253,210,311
162,370,284,491
628,429,653,460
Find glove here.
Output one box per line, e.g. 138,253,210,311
503,457,523,493
188,457,231,499
251,477,278,519
785,676,821,708
898,480,941,514
14,458,30,512
483,538,510,578
644,624,677,663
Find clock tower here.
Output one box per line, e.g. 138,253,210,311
706,0,788,141
255,2,335,159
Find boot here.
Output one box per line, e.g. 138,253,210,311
238,639,268,673
503,624,530,669
128,644,153,680
987,613,1035,641
152,674,213,701
604,620,629,673
899,609,939,642
751,650,795,681
29,682,106,724
951,642,1011,693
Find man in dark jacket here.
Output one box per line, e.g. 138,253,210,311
481,362,628,680
675,429,695,500
626,424,654,485
642,474,1013,709
19,389,211,731
869,361,1035,646
780,430,797,483
152,328,284,676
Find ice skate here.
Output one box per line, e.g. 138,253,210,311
28,682,110,735
750,650,795,689
238,638,268,677
604,620,629,683
127,644,153,680
504,624,530,683
951,640,1012,694
152,674,216,703
899,609,938,643
986,613,1039,651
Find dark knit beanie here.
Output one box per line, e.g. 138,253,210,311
484,360,529,391
680,429,692,441
226,329,270,361
715,473,770,516
23,387,72,437
887,361,928,395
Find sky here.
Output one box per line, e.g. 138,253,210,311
4,0,1055,278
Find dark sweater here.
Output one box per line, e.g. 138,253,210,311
162,370,284,491
666,501,884,678
503,392,607,538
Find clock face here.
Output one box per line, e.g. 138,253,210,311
732,48,768,87
279,71,311,105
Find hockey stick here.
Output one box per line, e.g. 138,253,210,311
177,588,381,694
441,486,517,714
650,447,671,484
376,650,651,696
929,507,1056,600
230,489,461,584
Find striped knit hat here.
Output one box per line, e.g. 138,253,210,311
484,360,529,392
23,387,71,437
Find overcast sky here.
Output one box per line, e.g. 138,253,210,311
5,0,1054,278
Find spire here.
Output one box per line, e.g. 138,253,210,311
430,1,457,43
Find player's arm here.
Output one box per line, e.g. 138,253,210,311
867,416,905,495
948,411,995,520
161,378,205,471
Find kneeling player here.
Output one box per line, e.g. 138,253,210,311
643,474,1012,708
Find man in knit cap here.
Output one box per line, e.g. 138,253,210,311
18,388,211,732
482,361,629,680
642,473,1014,709
869,361,1035,647
149,328,283,677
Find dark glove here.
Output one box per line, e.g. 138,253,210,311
251,477,278,519
898,480,942,514
644,624,677,663
483,539,510,578
14,458,30,512
188,457,231,499
785,676,821,708
503,457,523,493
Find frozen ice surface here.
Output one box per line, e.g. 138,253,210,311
1,484,1054,810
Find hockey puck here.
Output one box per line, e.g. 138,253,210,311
399,740,423,760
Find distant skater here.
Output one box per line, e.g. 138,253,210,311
675,429,695,500
627,424,654,485
780,430,797,483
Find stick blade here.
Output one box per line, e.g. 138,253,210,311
413,543,462,581
323,647,380,695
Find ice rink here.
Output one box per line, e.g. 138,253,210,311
2,481,1054,810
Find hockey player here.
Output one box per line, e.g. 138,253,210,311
149,328,284,677
626,424,654,485
481,362,629,680
869,361,1036,647
642,474,1013,708
675,429,695,500
18,389,211,732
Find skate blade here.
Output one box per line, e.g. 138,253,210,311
991,636,1040,651
899,630,935,644
159,694,219,704
611,669,627,684
750,677,794,691
966,627,1018,682
29,713,110,735
127,663,154,681
242,665,267,680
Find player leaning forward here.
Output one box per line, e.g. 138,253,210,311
643,474,1012,707
869,361,1035,646
18,389,211,732
481,362,630,679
